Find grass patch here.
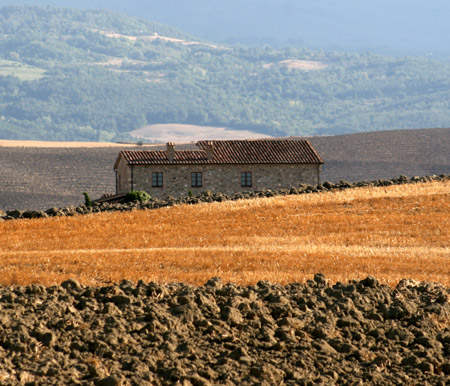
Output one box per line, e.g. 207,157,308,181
0,60,46,81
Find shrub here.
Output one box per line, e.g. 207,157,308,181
83,192,92,207
188,190,194,197
123,190,151,203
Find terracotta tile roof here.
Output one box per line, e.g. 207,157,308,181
117,150,208,165
197,140,323,164
115,139,323,167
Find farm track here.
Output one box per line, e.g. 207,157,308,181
0,128,449,211
1,245,449,257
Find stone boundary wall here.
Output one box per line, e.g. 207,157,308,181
1,174,448,221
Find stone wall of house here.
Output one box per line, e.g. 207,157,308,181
115,157,132,194
118,163,321,199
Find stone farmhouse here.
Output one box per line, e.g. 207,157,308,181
113,139,324,199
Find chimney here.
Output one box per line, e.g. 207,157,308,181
205,141,214,160
167,142,175,161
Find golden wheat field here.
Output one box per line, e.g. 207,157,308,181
0,180,449,287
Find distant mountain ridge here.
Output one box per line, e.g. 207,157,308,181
0,5,191,41
2,0,450,55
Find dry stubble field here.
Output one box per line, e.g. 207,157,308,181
0,180,449,288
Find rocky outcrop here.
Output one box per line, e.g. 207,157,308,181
1,174,448,220
0,275,449,385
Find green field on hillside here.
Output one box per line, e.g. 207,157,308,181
0,60,45,81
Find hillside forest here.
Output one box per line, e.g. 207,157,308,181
1,6,450,142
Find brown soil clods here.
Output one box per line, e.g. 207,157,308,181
0,275,449,385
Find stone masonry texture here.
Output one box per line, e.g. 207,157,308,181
116,160,321,199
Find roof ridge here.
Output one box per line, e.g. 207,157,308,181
115,139,323,166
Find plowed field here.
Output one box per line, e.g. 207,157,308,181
0,128,449,211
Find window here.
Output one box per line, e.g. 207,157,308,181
152,172,163,187
241,172,252,187
191,172,202,187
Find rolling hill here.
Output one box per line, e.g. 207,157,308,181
1,6,450,142
0,128,448,211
